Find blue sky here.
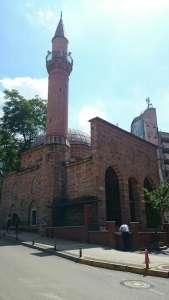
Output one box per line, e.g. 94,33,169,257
0,0,169,134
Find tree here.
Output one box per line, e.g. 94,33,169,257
0,89,47,190
143,183,169,241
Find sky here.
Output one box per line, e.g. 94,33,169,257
0,0,169,134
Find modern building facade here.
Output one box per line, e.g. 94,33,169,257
131,99,169,183
158,131,169,180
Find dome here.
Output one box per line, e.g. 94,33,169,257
30,128,91,149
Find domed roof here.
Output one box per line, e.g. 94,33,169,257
30,128,91,149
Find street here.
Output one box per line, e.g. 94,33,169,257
0,238,168,300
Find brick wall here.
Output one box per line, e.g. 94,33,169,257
0,163,42,229
70,144,91,160
66,117,160,228
21,146,43,169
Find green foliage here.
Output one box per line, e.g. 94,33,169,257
0,89,47,190
143,183,169,230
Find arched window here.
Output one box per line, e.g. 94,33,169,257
28,201,37,226
105,166,121,226
12,183,18,199
144,178,152,192
28,161,33,169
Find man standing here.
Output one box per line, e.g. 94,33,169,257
6,215,11,233
15,215,20,234
119,224,130,251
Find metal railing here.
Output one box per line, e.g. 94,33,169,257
46,51,73,65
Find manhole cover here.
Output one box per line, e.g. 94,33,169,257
157,265,169,271
121,280,151,289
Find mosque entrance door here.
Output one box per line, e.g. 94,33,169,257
105,166,121,226
54,208,65,227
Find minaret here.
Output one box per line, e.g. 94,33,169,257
40,14,73,234
45,12,73,146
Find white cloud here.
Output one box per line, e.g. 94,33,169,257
0,91,4,117
37,10,54,22
27,9,56,31
0,77,48,99
78,105,105,133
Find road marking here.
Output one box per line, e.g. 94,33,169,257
150,289,165,296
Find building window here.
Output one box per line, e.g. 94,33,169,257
12,184,18,199
161,138,169,143
31,210,37,225
31,178,38,193
28,161,33,169
162,149,169,154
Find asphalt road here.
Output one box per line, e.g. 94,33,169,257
0,238,169,300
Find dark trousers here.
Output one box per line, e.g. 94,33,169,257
122,232,130,251
6,224,11,233
15,225,18,234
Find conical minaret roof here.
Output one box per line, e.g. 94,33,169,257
53,12,67,40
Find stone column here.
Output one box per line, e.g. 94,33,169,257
130,222,139,250
107,221,116,249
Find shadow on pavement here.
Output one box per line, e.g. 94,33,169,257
30,251,53,257
0,237,19,247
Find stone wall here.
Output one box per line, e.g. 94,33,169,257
20,146,43,169
0,162,42,229
70,144,91,160
66,117,160,228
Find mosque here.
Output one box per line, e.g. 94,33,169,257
0,15,161,246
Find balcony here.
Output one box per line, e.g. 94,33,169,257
46,51,73,66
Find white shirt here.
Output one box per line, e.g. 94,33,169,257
119,224,130,232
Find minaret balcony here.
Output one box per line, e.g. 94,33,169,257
46,51,73,67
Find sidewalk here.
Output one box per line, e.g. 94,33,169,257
0,230,169,278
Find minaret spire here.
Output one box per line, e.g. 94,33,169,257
53,12,67,41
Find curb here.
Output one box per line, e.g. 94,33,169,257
79,258,169,278
1,234,168,278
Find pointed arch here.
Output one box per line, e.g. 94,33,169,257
28,200,37,226
105,166,121,226
10,204,17,226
